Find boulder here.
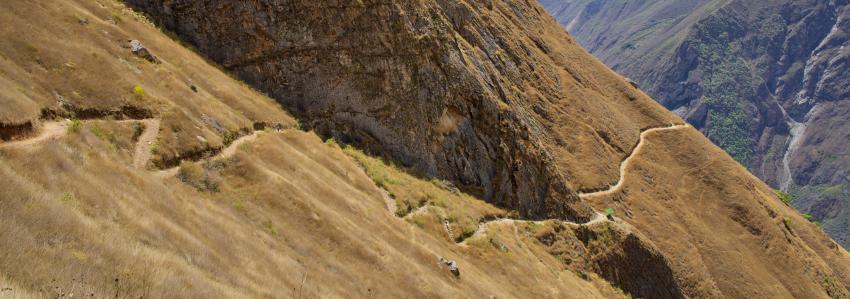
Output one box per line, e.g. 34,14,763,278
129,40,160,64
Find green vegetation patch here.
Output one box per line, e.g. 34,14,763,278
774,189,794,206
67,119,82,134
689,14,755,165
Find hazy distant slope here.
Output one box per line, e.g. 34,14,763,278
539,0,726,81
542,0,850,249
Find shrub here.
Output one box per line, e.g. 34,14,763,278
324,137,337,147
131,122,146,142
177,161,221,192
222,132,235,145
774,189,793,206
372,174,390,190
489,238,509,252
61,192,76,203
802,214,814,222
111,10,122,23
132,85,145,98
237,141,253,153
263,219,278,236
66,119,82,134
410,214,427,228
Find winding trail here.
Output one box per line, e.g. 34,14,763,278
458,212,608,246
577,123,690,198
397,198,611,245
0,121,68,148
218,132,260,159
151,130,267,177
8,117,689,247
133,119,161,169
1,118,272,179
388,122,691,246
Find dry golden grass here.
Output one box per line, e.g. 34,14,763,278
0,0,295,166
0,2,625,295
341,144,506,242
0,122,626,298
586,127,850,298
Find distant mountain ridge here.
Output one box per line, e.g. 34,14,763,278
542,0,850,249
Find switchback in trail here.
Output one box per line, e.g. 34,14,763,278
0,121,68,149
578,124,691,199
380,123,692,246
0,118,274,179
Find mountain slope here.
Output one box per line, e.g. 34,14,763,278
127,0,686,224
0,0,849,298
127,0,850,297
0,0,630,297
542,0,850,249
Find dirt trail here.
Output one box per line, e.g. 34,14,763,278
0,121,68,148
458,212,608,246
382,123,690,246
154,130,266,177
219,132,259,158
397,204,608,245
577,124,690,198
0,118,270,180
133,119,161,169
378,188,397,215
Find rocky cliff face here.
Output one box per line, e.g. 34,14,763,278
543,0,850,249
127,0,678,222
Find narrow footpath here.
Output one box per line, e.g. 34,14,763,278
1,118,273,180
577,123,690,198
378,123,692,246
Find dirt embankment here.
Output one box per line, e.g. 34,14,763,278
0,121,36,142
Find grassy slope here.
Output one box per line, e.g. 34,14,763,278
0,0,622,297
586,127,850,298
543,0,850,250
0,0,296,167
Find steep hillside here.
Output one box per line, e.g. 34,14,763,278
126,0,685,223
1,0,849,298
542,0,850,249
0,0,629,297
128,0,850,297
